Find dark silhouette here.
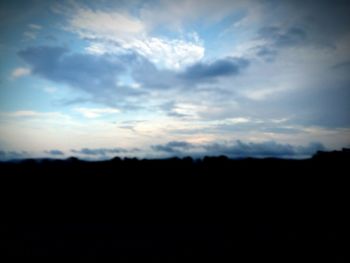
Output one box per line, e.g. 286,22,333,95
0,149,348,260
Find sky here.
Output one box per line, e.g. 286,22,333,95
0,0,350,160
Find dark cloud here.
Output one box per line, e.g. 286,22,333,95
118,125,135,131
18,46,145,108
159,101,189,118
254,0,350,61
255,47,278,62
211,121,304,135
179,57,249,81
285,0,350,45
152,140,325,158
258,1,350,52
260,80,350,128
255,26,307,60
166,111,189,118
71,147,138,156
18,46,249,111
166,141,193,148
203,140,325,158
332,60,350,71
131,56,178,90
260,127,302,135
258,26,307,48
45,150,64,156
152,141,194,154
0,150,29,160
131,56,250,92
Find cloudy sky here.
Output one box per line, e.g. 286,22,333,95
0,0,350,160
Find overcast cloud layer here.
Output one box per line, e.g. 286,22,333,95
0,0,349,159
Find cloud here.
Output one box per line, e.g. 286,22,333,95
258,26,307,48
332,60,350,71
249,1,350,58
74,107,120,118
43,86,57,93
28,24,42,30
130,56,179,90
23,24,42,40
0,150,29,161
83,36,204,70
67,7,204,70
18,46,125,84
45,149,64,156
260,127,302,135
17,46,143,108
165,117,304,137
159,101,191,118
11,67,31,78
18,45,249,112
131,55,249,93
180,57,249,81
255,47,278,62
261,78,350,128
152,140,325,158
254,26,307,60
70,8,145,39
152,141,194,154
126,37,204,70
282,0,350,47
202,140,325,158
0,110,69,120
139,0,257,30
71,147,138,156
23,31,38,40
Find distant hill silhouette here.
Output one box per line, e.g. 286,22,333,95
0,149,348,259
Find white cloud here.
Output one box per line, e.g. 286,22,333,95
85,43,110,55
23,31,37,39
226,117,251,124
0,110,69,119
123,37,204,70
11,67,31,78
242,86,286,101
130,82,141,89
28,24,42,30
68,7,204,70
43,86,57,93
74,107,120,118
85,36,204,70
23,24,42,40
171,103,200,118
70,8,146,39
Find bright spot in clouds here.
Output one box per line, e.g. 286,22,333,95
74,107,120,118
11,67,31,78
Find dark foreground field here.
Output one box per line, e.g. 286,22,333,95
0,150,349,260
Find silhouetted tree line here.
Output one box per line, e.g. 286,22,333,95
0,149,348,260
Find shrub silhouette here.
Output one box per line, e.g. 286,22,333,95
0,149,348,259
